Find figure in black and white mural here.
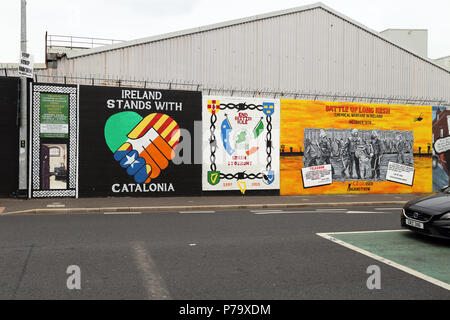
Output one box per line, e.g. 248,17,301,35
317,130,335,178
344,129,362,179
370,131,383,180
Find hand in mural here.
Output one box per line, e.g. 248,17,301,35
113,114,180,183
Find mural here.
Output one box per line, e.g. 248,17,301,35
41,144,68,190
105,112,180,184
432,106,450,191
281,100,432,195
202,96,280,193
302,128,414,181
79,86,202,197
30,84,78,198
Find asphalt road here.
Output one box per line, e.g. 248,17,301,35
0,206,449,300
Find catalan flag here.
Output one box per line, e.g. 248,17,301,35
114,143,133,161
126,113,180,180
126,156,146,176
134,165,152,184
120,150,139,169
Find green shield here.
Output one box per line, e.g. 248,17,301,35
208,171,221,186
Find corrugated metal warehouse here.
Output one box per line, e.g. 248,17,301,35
38,2,450,105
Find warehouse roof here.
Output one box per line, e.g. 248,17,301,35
66,2,449,74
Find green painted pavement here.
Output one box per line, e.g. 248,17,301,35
328,231,450,286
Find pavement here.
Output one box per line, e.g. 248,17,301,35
0,193,431,215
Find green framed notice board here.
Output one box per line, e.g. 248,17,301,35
40,93,69,138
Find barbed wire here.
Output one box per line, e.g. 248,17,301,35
0,70,448,106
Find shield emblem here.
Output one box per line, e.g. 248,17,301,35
263,103,275,117
262,170,275,185
207,100,220,115
208,171,221,186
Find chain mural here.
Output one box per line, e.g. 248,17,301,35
202,96,280,193
280,100,433,195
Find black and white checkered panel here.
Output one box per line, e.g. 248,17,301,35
31,85,78,198
33,190,76,198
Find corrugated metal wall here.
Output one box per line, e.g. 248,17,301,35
38,7,450,104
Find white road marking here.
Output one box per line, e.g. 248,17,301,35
320,229,408,235
103,212,142,215
252,209,350,215
375,208,402,211
252,210,319,214
179,211,215,214
283,211,318,214
346,211,382,214
251,208,395,215
132,241,171,300
317,231,450,291
252,211,285,215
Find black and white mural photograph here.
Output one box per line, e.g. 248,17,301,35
303,128,414,181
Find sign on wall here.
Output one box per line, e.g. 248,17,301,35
78,86,202,197
280,100,432,195
40,93,69,138
202,96,280,193
18,52,33,78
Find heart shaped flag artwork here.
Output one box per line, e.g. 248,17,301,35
105,111,180,183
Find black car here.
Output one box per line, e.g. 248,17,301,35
401,187,450,239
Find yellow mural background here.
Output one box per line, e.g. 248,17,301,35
280,100,432,195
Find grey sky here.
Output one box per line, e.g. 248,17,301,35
1,0,449,63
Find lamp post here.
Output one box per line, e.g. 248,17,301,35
18,0,28,197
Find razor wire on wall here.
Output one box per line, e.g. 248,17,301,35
1,70,448,107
